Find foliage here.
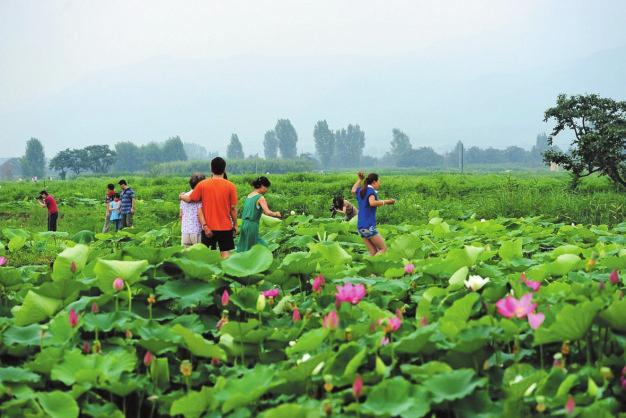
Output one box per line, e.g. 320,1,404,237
21,137,45,178
543,94,626,188
275,119,298,159
0,173,625,416
263,130,279,159
227,134,245,160
313,120,335,169
334,124,366,168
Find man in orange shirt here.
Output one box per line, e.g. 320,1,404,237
180,157,238,258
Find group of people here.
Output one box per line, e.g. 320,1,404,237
177,157,395,258
178,157,282,258
102,180,136,232
39,156,395,257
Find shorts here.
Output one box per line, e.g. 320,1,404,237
358,226,379,239
181,232,202,247
201,229,235,252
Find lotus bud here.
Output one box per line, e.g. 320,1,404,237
125,329,133,339
147,294,156,304
380,336,390,346
561,341,570,356
221,289,230,307
621,376,626,390
352,374,363,399
91,302,99,314
292,308,301,322
211,358,221,366
92,340,102,354
565,395,575,414
419,316,429,327
0,256,7,266
323,382,333,393
113,278,125,292
256,294,266,311
600,367,613,380
68,309,78,327
587,378,598,397
180,360,192,377
70,261,77,273
404,264,415,275
290,210,296,216
375,356,386,376
144,351,153,367
536,403,546,413
610,270,620,285
82,341,91,354
344,327,352,341
599,281,606,291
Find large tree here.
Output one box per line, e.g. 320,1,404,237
227,134,245,159
543,94,626,187
183,142,208,160
141,142,164,168
21,137,45,178
263,130,278,159
162,136,187,162
313,120,335,168
84,145,117,173
334,124,366,167
114,141,143,172
275,119,298,159
390,129,412,165
49,148,73,179
68,148,90,175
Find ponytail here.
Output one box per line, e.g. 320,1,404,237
251,176,271,189
359,173,379,199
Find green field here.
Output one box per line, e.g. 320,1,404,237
0,172,625,417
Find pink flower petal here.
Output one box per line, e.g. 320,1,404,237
527,312,545,329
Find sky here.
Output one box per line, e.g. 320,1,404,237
1,0,626,158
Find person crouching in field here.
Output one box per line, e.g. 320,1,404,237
108,193,123,231
180,173,206,247
36,190,59,231
351,172,395,255
331,195,357,221
102,183,116,232
180,157,238,259
237,176,281,252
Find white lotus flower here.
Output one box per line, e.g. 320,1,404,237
464,275,490,291
480,218,486,223
290,210,296,216
297,353,312,364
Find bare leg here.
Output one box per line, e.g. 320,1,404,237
368,234,387,255
362,237,378,256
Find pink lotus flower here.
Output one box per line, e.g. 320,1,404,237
565,395,575,414
527,312,545,329
404,264,415,275
91,302,99,314
262,288,279,298
69,309,79,327
379,316,402,333
496,294,537,319
335,283,366,305
292,308,301,322
620,376,626,391
521,273,541,292
380,336,390,346
0,256,6,266
312,275,325,292
113,278,125,292
610,270,620,285
221,289,230,306
352,374,363,399
322,311,339,330
82,341,91,354
144,351,153,367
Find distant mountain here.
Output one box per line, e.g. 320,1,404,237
1,46,625,157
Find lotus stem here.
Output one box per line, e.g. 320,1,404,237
125,282,132,313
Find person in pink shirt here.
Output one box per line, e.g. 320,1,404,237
180,173,206,247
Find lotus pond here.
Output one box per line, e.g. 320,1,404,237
0,213,625,417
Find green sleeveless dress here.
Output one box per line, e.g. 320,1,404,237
237,193,266,252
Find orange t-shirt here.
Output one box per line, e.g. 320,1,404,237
188,177,238,231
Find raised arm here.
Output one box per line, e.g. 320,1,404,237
258,196,281,218
351,172,365,195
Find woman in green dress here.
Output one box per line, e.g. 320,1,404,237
237,177,282,252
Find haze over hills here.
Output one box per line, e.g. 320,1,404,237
1,45,625,159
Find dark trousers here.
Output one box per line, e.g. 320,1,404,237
48,212,58,231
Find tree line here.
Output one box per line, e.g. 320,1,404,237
12,94,625,188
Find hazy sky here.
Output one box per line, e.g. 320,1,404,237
1,0,626,157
